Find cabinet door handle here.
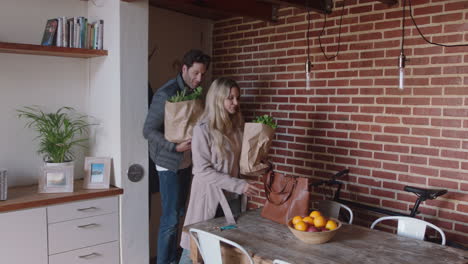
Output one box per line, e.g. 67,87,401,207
77,223,99,229
77,206,98,212
78,252,100,259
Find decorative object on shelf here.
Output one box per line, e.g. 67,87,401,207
17,106,95,189
39,163,74,193
17,106,93,164
0,169,7,200
83,157,111,189
41,19,58,46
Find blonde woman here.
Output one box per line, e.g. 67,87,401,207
178,78,258,264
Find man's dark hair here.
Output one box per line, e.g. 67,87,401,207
182,49,211,70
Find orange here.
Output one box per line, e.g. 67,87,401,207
313,216,326,228
302,216,314,224
325,220,338,230
309,210,322,218
294,221,308,231
292,216,303,225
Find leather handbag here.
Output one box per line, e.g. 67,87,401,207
261,170,310,225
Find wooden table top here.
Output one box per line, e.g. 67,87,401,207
186,209,468,264
0,180,123,213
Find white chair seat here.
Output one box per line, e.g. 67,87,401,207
316,200,354,224
189,228,253,264
370,216,446,245
273,259,292,264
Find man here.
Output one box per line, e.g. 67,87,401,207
143,49,211,264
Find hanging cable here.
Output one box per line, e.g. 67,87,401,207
318,0,346,60
398,0,407,90
408,0,468,47
305,0,312,90
306,0,311,64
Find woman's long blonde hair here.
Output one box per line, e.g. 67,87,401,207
202,77,244,158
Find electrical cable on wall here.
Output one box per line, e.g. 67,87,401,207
318,0,346,60
408,0,468,48
305,0,312,90
398,0,407,90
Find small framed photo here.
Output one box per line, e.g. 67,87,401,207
39,164,74,193
83,157,111,189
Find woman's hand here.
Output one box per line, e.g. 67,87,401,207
243,181,260,197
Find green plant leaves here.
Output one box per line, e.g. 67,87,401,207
253,114,277,129
17,106,94,163
168,86,203,103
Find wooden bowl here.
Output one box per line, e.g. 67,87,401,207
287,218,342,244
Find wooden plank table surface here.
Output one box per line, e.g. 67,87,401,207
186,209,468,264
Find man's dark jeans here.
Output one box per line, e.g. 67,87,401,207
157,167,191,264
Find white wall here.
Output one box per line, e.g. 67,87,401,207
1,0,150,262
0,0,88,186
148,6,213,259
120,1,149,263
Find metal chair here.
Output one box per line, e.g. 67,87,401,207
370,216,446,245
189,228,254,264
317,200,354,224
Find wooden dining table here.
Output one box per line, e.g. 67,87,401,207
185,209,468,264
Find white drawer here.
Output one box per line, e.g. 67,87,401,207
48,197,118,223
49,241,119,264
48,213,118,254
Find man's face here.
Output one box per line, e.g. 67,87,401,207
182,62,207,89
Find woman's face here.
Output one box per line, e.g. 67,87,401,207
224,87,240,114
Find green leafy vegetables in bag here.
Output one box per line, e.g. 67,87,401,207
168,86,203,103
253,115,277,129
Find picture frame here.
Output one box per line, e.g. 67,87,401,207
83,157,111,189
39,164,74,193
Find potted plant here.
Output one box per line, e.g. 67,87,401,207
17,106,93,168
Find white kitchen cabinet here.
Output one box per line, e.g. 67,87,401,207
0,182,123,264
49,241,120,264
48,197,119,259
0,207,48,264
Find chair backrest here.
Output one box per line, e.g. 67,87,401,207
189,228,254,264
370,216,446,245
317,200,354,224
273,259,292,264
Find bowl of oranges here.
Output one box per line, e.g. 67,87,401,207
287,210,341,244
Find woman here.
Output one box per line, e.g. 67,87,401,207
178,77,258,263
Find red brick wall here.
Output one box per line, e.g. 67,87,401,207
212,0,468,245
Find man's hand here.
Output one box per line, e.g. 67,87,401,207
175,139,192,152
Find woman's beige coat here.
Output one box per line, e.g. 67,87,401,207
180,120,247,249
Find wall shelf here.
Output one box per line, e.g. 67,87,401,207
0,42,108,58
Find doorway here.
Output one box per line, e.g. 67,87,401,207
148,6,213,262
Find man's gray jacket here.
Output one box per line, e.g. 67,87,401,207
143,73,191,171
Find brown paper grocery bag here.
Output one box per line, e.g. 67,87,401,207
240,123,275,176
164,99,204,143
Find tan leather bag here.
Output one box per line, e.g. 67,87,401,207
261,170,310,225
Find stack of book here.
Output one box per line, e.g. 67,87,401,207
41,17,104,50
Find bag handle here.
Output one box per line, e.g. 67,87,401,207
263,169,297,206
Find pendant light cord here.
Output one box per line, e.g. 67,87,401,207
318,0,346,60
408,0,468,47
306,0,311,63
401,0,406,53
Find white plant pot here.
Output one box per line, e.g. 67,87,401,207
39,161,75,193
45,161,74,167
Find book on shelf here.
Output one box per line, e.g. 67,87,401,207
41,19,58,46
40,16,104,50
